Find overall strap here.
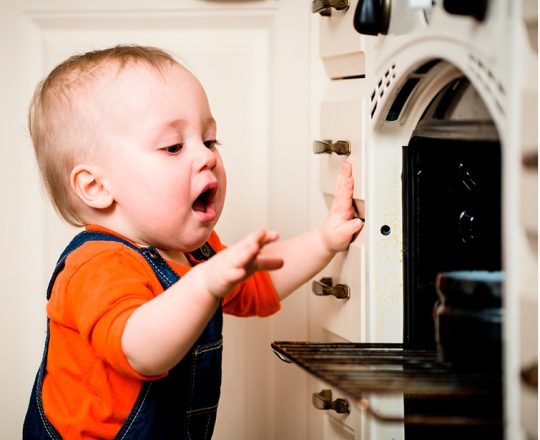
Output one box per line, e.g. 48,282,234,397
46,231,139,300
46,230,216,300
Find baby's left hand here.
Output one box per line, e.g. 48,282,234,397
318,161,364,253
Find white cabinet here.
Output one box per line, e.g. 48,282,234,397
310,2,404,439
310,2,368,438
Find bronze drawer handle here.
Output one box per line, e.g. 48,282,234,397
313,139,351,155
521,362,538,389
312,0,349,16
312,277,350,299
313,389,351,414
522,152,538,170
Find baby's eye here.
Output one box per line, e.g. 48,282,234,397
163,144,183,154
203,140,221,149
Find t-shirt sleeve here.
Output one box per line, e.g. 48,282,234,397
54,244,166,380
222,271,281,317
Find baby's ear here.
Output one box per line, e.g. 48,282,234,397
70,164,114,209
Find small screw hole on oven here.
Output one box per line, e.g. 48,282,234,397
380,225,391,236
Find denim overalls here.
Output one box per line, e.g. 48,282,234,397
23,230,223,439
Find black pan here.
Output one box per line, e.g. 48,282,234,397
434,271,503,372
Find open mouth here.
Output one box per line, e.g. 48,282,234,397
192,183,217,214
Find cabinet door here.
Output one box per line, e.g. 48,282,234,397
311,77,367,343
311,233,366,342
318,78,368,200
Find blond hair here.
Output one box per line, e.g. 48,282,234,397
29,45,178,226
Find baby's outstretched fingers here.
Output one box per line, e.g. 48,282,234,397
234,228,280,267
252,228,280,247
254,255,284,272
333,162,354,209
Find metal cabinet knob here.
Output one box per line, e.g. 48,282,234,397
313,389,351,414
312,277,350,299
312,0,349,16
313,139,351,155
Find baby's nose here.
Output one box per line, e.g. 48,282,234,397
194,141,217,170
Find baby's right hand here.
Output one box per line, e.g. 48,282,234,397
201,228,284,298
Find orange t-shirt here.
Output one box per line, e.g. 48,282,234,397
42,225,280,439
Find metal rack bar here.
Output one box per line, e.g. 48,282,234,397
272,342,501,396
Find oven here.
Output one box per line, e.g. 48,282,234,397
272,1,537,439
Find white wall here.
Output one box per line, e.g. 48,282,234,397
0,1,315,438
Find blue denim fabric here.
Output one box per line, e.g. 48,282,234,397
23,231,222,439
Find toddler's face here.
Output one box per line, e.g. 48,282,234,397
95,62,226,256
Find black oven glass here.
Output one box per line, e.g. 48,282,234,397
402,130,502,350
402,124,503,439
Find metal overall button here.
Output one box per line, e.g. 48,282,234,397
199,243,213,259
146,247,163,262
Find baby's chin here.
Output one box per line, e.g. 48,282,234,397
176,226,216,253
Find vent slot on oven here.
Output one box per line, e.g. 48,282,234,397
382,58,442,122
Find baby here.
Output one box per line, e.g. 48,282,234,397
23,45,363,439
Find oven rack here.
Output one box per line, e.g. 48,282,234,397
271,341,503,426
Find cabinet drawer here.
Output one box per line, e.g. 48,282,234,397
311,236,366,342
315,0,376,79
317,78,368,199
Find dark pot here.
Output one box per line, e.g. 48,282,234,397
434,271,503,372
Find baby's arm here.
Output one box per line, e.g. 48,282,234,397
121,229,283,376
263,161,364,299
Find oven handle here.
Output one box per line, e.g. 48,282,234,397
311,0,349,17
312,277,351,299
313,139,351,156
313,389,351,414
358,397,502,426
